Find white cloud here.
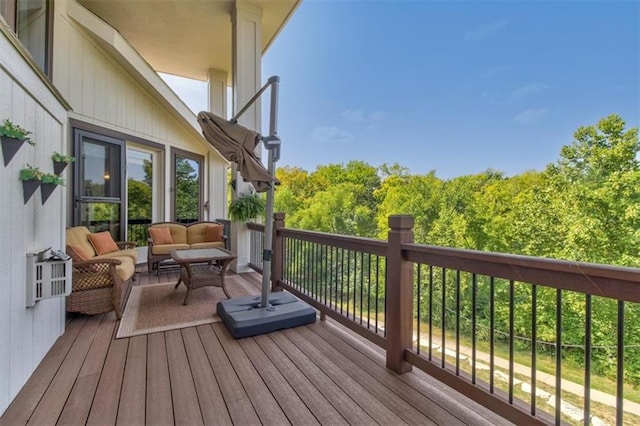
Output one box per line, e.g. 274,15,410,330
514,108,548,124
511,83,549,100
311,126,354,143
341,109,366,122
464,20,507,41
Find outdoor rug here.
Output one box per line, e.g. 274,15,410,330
116,275,259,339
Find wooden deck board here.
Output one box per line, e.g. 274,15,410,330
0,269,510,426
117,335,147,425
146,333,174,425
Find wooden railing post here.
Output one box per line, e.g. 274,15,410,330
271,212,285,292
386,215,414,373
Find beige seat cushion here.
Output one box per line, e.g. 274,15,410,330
94,256,135,282
151,243,190,255
187,223,212,244
66,226,96,258
190,241,225,250
95,248,137,263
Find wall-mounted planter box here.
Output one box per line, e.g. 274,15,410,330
2,136,27,166
53,161,68,176
40,182,58,204
22,179,40,204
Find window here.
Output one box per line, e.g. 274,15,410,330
127,147,155,247
1,0,52,75
171,148,204,223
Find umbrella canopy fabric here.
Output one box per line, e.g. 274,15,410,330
197,111,278,193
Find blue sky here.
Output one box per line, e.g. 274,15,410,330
165,0,639,179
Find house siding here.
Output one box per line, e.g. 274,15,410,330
0,28,69,415
53,1,228,221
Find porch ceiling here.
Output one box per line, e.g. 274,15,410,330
77,0,299,82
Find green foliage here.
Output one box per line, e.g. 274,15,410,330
41,173,64,185
229,191,265,222
19,164,43,181
1,119,33,145
175,157,200,221
51,151,75,163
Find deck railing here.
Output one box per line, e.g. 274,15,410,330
249,214,640,425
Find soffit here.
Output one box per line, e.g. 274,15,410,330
77,0,299,82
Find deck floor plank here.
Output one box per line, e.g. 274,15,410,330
238,337,319,425
283,327,407,425
165,329,204,425
117,335,147,425
197,325,260,426
308,321,462,425
212,323,290,425
254,333,348,426
86,334,128,426
57,313,117,425
146,332,174,425
181,327,232,426
27,315,104,426
268,331,376,425
0,317,87,425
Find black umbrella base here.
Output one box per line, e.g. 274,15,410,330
217,292,316,339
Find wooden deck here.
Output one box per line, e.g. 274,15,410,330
1,267,509,425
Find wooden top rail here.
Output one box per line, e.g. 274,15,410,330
404,243,640,303
278,228,388,256
247,222,265,232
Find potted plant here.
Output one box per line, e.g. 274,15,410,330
228,190,265,222
1,119,33,166
51,151,75,175
40,172,65,204
19,164,43,204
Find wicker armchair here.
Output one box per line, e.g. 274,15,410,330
66,258,134,319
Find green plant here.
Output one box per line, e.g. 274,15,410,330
41,173,64,185
19,164,43,181
51,152,75,163
1,119,33,145
228,191,265,222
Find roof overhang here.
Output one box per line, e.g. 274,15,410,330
77,0,301,82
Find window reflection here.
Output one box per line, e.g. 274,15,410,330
175,155,201,223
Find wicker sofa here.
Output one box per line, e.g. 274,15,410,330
146,221,227,273
65,226,137,319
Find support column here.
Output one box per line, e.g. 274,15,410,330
231,0,262,273
386,215,414,373
207,69,228,221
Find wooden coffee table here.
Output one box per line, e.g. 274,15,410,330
170,247,237,305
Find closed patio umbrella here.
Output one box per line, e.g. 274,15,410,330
197,111,279,193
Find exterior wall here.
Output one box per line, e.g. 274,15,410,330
52,0,228,223
0,27,69,415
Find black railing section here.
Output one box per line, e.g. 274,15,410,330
127,218,152,247
406,245,640,426
247,222,265,273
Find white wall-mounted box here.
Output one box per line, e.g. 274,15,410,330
26,253,72,308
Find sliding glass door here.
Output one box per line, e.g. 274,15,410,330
171,148,203,223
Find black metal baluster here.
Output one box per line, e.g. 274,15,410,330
417,264,422,354
375,255,379,333
490,276,495,393
509,280,514,404
442,267,446,369
360,252,364,325
367,253,372,329
346,250,351,319
340,248,345,315
456,270,460,375
584,294,591,426
472,273,477,384
616,300,625,426
429,265,433,361
532,284,537,415
555,289,562,426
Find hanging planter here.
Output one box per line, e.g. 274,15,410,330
19,164,43,204
40,173,64,204
228,190,265,222
1,119,34,167
51,152,75,175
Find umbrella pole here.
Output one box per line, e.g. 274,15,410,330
260,77,280,308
